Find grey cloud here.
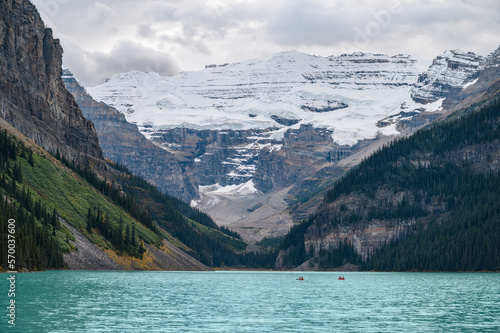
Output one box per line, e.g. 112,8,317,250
61,39,180,86
143,1,262,55
138,24,155,38
264,0,499,53
395,1,486,26
265,0,390,47
83,2,116,26
160,34,211,55
145,2,179,21
147,0,261,39
32,0,500,78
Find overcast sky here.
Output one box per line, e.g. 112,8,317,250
32,0,500,87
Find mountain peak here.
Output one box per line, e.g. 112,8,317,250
62,68,74,78
411,49,485,104
486,45,500,62
270,49,311,59
88,48,424,147
439,49,484,65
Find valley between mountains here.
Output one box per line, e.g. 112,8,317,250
81,46,498,247
1,0,498,272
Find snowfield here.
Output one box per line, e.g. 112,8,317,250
83,49,486,239
86,50,465,146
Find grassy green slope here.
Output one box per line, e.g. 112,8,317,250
11,136,254,270
21,153,161,250
0,126,205,271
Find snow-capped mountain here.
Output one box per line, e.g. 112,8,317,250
88,51,434,146
411,50,485,104
86,50,488,188
83,48,491,241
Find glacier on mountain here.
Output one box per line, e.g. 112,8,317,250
82,48,491,240
88,51,442,146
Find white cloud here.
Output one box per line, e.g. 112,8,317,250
31,0,500,86
61,38,179,86
82,2,117,26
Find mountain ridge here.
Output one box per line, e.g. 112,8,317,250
88,50,424,144
275,92,500,271
62,69,198,201
0,0,107,176
80,47,496,243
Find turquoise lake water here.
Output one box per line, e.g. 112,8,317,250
0,271,499,332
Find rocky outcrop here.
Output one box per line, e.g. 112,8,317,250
303,189,426,261
0,0,106,174
281,219,415,268
62,220,209,271
149,124,366,194
151,127,260,187
411,50,485,104
62,220,124,270
62,70,197,201
441,45,500,112
253,125,365,192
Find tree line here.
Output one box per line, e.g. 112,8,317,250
0,131,64,270
277,96,500,271
54,151,157,234
86,207,146,259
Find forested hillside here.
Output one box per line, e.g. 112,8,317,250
109,162,249,266
0,131,65,270
0,125,259,271
276,95,500,271
0,128,171,270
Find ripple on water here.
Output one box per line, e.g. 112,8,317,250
0,271,499,332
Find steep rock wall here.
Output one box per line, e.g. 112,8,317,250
0,0,106,174
63,70,198,201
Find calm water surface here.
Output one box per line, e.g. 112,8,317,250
1,271,499,332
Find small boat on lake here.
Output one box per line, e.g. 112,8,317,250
338,276,345,280
297,277,304,281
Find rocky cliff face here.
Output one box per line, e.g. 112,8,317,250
62,70,197,201
151,124,354,193
411,50,485,104
441,45,500,112
301,190,427,263
253,125,369,192
87,51,430,198
0,0,106,173
85,46,498,244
